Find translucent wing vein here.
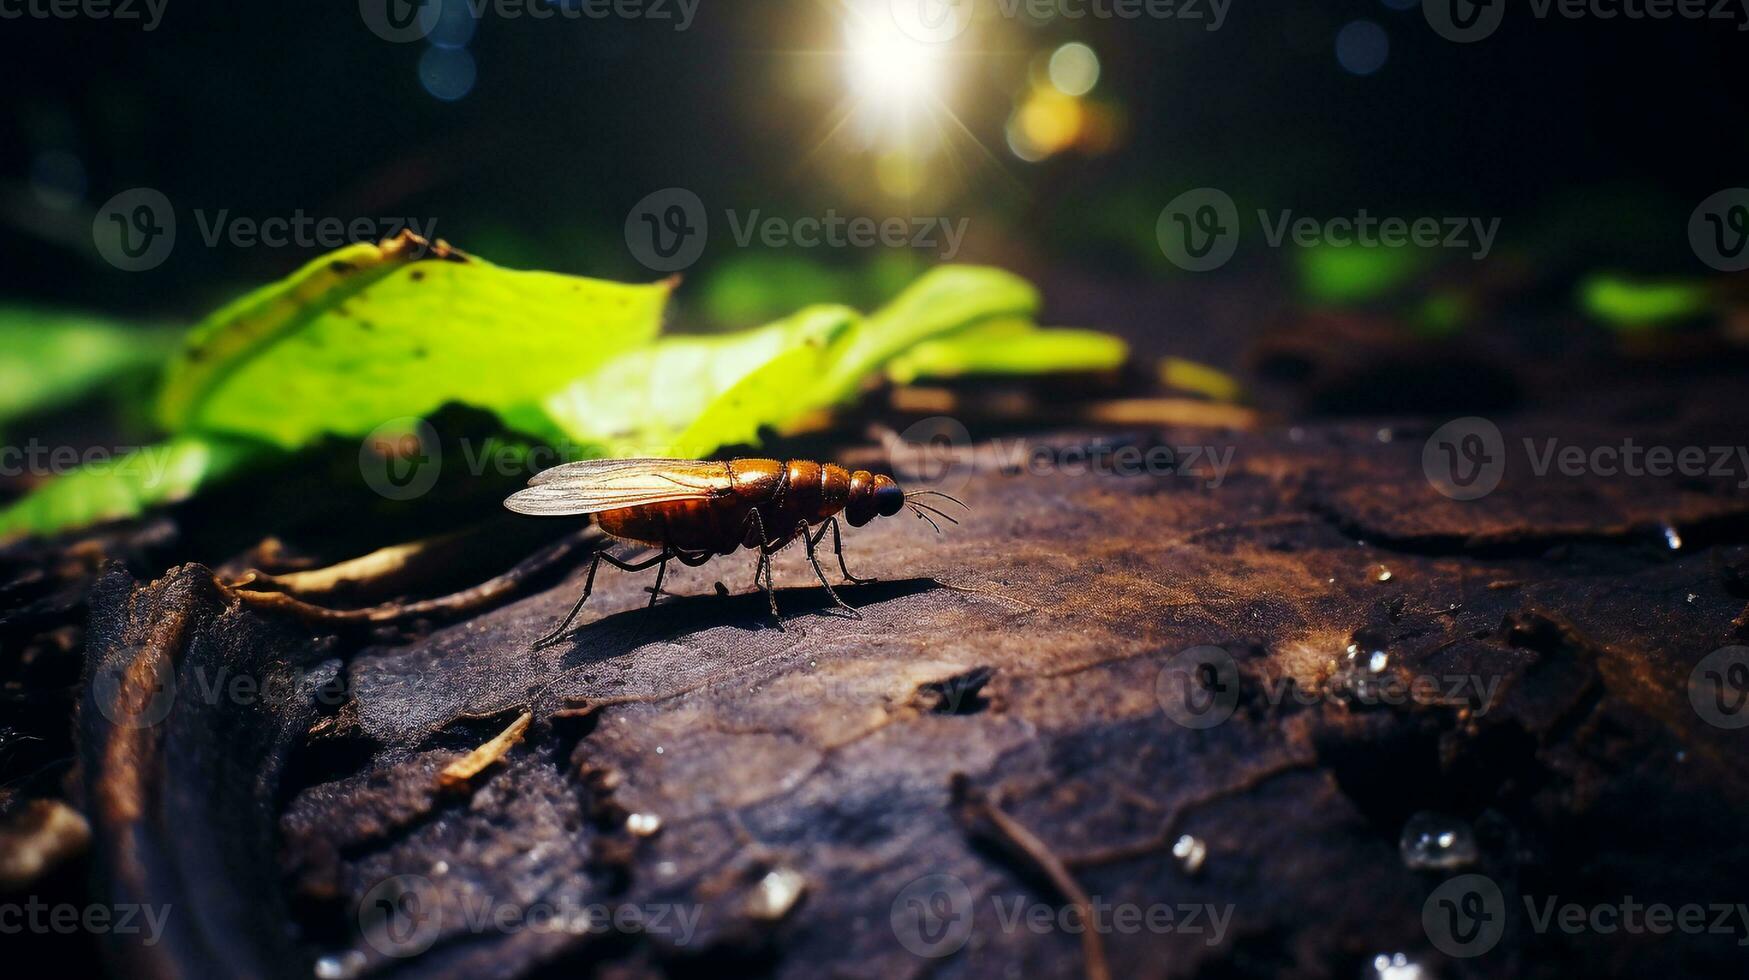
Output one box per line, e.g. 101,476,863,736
504,459,733,517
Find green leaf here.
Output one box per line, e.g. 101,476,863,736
157,234,674,449
0,307,179,435
537,265,1043,459
886,321,1129,384
535,304,860,457
814,265,1039,404
0,434,266,542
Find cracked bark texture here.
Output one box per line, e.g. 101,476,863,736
61,365,1749,979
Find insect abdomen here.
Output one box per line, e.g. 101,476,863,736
592,459,872,555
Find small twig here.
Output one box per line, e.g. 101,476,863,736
952,775,1110,980
228,529,473,598
438,711,531,791
222,527,602,631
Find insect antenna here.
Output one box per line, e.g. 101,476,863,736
906,490,970,513
908,500,960,529
910,505,944,534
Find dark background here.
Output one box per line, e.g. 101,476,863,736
1,0,1743,320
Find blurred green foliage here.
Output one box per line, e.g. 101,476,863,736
1295,242,1429,306
0,241,1122,541
0,308,180,438
1579,274,1713,332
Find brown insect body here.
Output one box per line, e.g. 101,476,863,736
504,458,954,647
595,459,899,556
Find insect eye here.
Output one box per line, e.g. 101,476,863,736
875,483,905,517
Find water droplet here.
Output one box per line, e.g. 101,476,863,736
655,746,664,755
657,860,678,876
1399,812,1478,870
626,812,663,837
1172,834,1208,874
431,860,449,875
314,951,366,980
1374,565,1394,583
1686,593,1698,603
1368,650,1389,673
1663,523,1683,550
750,867,807,920
1371,952,1424,980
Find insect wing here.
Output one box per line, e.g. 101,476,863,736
504,459,732,517
526,457,700,486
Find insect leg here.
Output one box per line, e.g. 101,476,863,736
800,520,862,619
644,552,670,608
531,549,669,650
747,508,784,627
825,516,874,585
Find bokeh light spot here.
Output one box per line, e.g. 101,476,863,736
1047,43,1100,97
1336,20,1390,76
419,46,477,102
